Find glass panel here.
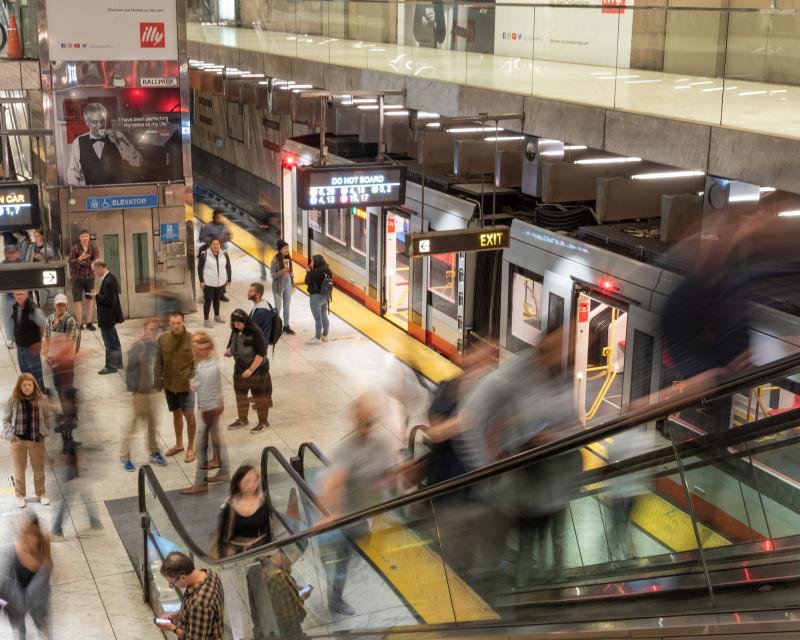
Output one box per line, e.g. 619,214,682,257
351,209,367,256
470,3,534,95
410,0,467,85
296,199,305,256
427,252,457,318
630,329,654,401
368,212,378,297
506,265,543,353
102,234,121,283
326,208,346,244
266,452,320,535
546,292,564,332
132,232,151,293
411,255,424,326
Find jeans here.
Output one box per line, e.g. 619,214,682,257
17,343,45,392
202,285,224,320
52,459,102,535
1,294,13,343
100,325,123,370
194,408,227,486
309,293,329,339
273,279,292,327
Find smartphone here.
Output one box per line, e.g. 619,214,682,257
0,597,7,608
154,617,171,626
298,585,313,598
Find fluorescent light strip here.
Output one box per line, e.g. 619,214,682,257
631,170,704,180
564,145,587,151
760,186,776,194
446,126,504,134
484,136,525,142
386,111,410,116
426,122,440,128
728,194,761,203
357,104,405,110
575,156,641,165
417,112,439,118
351,98,377,104
778,210,800,217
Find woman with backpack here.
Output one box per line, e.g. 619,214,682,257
304,254,333,345
225,309,272,434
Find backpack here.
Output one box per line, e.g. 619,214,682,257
253,303,282,354
321,271,334,302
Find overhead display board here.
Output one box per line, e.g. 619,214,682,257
409,226,509,257
297,164,407,210
0,263,66,292
0,185,40,232
46,0,178,61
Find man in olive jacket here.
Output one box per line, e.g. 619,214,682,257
154,311,196,463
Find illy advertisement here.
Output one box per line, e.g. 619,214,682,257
54,88,183,186
46,0,178,61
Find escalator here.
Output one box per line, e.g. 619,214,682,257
134,351,800,639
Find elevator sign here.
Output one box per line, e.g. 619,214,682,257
297,164,407,210
409,226,509,257
0,185,39,232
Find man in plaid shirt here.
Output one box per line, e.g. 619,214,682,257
67,230,99,330
158,552,224,639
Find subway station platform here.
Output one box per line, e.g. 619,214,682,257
0,230,438,639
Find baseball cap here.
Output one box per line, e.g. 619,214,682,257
54,293,68,305
4,244,18,254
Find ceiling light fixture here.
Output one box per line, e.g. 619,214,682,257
778,210,800,217
575,157,642,165
446,126,504,134
631,170,705,180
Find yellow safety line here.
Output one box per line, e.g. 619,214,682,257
355,513,499,624
194,204,461,383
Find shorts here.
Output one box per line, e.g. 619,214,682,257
71,277,94,301
164,390,195,413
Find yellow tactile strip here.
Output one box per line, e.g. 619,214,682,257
193,203,461,384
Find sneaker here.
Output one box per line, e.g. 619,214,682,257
80,324,86,330
283,326,296,335
6,341,15,349
85,323,96,331
149,452,167,467
306,337,321,345
250,422,269,433
39,496,50,506
98,367,118,375
227,419,248,430
329,599,355,616
321,335,330,342
214,316,225,324
220,294,230,302
16,497,25,509
121,459,136,472
51,529,64,539
207,473,230,484
204,319,213,328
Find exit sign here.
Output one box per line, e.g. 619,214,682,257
408,226,509,257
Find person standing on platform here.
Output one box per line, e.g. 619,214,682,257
155,311,197,463
88,260,124,374
2,244,22,348
247,282,274,340
68,230,99,331
27,228,56,310
269,240,295,335
43,294,80,453
11,291,47,395
155,552,224,640
3,373,51,508
120,318,167,471
198,238,231,328
304,254,333,344
225,309,271,434
199,210,232,302
181,331,227,495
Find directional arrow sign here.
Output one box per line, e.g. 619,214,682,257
42,270,57,285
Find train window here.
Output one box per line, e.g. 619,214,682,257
309,210,322,234
368,213,378,296
132,232,151,294
351,209,367,256
630,330,654,401
326,209,347,246
506,266,544,353
547,293,565,332
428,252,458,318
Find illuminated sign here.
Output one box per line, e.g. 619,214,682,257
297,164,407,210
0,185,39,232
409,226,510,257
0,262,66,293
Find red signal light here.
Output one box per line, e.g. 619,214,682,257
599,278,620,293
282,153,297,168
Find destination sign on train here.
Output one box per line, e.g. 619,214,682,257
0,184,39,232
409,226,509,257
297,164,407,209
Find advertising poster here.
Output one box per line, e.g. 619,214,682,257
54,88,183,186
46,0,178,62
511,272,542,346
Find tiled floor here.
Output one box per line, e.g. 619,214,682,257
0,238,431,639
188,23,800,140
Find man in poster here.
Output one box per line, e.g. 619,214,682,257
66,103,143,186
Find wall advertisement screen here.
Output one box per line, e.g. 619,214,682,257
54,88,183,186
46,0,178,62
0,185,40,232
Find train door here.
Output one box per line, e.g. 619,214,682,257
384,209,411,330
282,166,294,246
76,212,131,317
573,285,628,424
123,209,157,315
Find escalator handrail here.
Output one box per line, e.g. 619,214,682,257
297,441,332,475
138,350,800,565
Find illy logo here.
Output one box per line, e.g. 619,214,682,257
140,22,166,48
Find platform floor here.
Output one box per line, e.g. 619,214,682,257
0,235,433,639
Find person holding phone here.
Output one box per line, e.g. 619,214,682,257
269,240,295,335
67,230,99,330
157,552,224,639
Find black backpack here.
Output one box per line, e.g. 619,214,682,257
321,271,334,302
255,303,283,354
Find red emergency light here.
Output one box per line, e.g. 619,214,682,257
282,153,297,169
599,278,620,293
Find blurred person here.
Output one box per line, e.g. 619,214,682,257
215,464,272,557
2,244,22,347
0,514,51,639
120,318,166,471
51,442,104,539
270,240,295,335
3,373,51,508
11,291,47,394
249,550,309,639
199,211,232,302
181,331,228,495
42,294,80,452
67,102,142,186
12,231,30,263
304,254,332,345
67,230,98,330
155,311,197,463
153,278,184,328
225,309,271,434
156,551,224,640
88,259,124,374
318,394,396,615
198,238,231,328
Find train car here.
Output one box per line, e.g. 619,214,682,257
502,218,800,425
281,137,483,362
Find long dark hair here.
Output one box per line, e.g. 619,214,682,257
311,254,327,271
230,308,257,333
230,464,257,497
